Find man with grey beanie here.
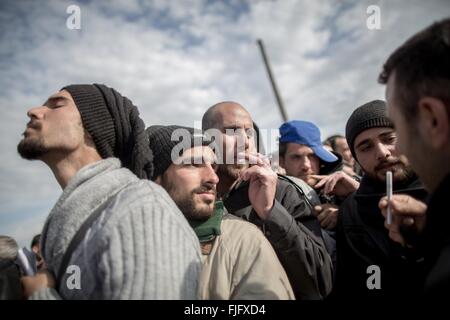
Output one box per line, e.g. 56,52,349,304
18,84,201,299
333,100,427,298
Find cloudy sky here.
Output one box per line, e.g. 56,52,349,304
1,0,449,247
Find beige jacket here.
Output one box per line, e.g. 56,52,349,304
198,213,295,300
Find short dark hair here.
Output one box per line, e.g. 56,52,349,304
378,18,450,121
324,135,345,152
31,234,41,249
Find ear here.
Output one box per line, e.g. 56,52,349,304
417,97,449,149
83,130,96,149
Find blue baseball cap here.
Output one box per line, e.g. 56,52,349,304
279,120,338,163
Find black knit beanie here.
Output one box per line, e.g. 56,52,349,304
146,125,212,180
62,84,153,179
345,100,394,161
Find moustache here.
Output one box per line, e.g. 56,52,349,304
375,159,401,172
193,185,216,195
26,120,42,130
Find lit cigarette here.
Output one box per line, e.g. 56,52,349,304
386,171,393,225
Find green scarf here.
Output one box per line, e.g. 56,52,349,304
188,201,223,243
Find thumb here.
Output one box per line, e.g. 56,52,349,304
379,196,388,209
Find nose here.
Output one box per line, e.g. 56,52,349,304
27,105,45,120
375,142,391,161
301,157,311,172
235,129,250,154
203,164,219,186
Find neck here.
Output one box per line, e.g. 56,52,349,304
217,172,235,197
426,163,450,194
43,149,103,189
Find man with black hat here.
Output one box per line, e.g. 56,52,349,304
202,101,333,300
18,84,201,299
147,125,294,299
334,100,427,298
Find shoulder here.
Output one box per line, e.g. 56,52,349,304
96,176,200,253
219,214,268,250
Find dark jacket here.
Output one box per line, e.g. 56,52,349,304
0,260,22,300
334,174,428,298
422,174,450,296
223,177,333,300
320,152,343,176
316,152,349,206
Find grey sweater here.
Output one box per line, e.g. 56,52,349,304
30,158,202,300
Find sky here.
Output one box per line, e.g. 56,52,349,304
1,0,449,247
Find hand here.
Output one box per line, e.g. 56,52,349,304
239,153,277,220
314,204,339,231
21,269,55,299
342,164,357,177
378,194,427,247
310,171,360,197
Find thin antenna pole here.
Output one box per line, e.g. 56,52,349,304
257,39,289,122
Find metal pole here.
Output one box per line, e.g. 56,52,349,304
257,39,289,122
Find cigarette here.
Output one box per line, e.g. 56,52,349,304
386,171,393,225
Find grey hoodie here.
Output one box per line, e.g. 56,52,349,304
31,158,201,300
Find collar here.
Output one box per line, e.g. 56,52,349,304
188,201,224,243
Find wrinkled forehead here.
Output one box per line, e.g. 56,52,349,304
216,106,253,129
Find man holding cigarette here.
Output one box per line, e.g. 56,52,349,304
379,18,450,295
334,100,427,298
202,102,333,300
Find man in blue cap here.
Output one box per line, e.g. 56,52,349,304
279,120,347,232
279,120,343,184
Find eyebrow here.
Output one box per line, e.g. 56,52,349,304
355,139,371,150
44,95,70,106
379,131,395,139
355,130,395,150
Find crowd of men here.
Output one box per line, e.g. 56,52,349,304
0,18,449,300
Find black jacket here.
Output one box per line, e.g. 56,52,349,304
423,174,450,296
320,152,344,176
334,174,428,298
223,176,333,300
0,260,22,300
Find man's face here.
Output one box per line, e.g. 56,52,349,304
386,73,428,187
160,146,219,220
280,143,320,181
354,127,413,183
215,107,257,180
17,90,85,160
335,137,354,166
